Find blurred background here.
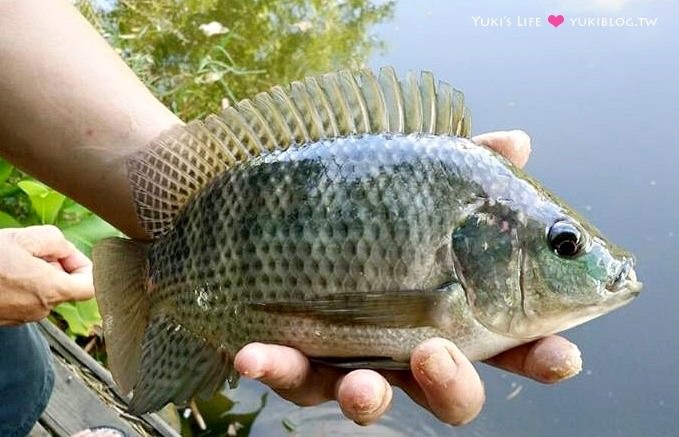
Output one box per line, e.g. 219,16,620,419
1,0,675,435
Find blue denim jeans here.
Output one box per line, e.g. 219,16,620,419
0,324,54,437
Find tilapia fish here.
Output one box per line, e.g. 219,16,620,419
92,67,642,414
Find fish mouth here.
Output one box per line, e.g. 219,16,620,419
606,258,643,295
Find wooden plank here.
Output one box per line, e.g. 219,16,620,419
28,421,51,437
39,321,118,393
37,321,180,437
39,356,141,437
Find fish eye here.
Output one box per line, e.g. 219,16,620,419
548,221,584,258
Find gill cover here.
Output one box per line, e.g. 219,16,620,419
452,203,525,335
453,201,641,340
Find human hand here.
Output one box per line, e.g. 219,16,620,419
0,225,94,326
233,130,582,425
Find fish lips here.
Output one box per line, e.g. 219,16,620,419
605,258,643,296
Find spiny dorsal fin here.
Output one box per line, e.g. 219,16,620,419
129,66,473,238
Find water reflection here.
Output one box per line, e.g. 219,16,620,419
236,0,678,436
234,380,497,436
109,0,394,119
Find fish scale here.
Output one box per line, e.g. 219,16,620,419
158,135,458,303
92,68,641,414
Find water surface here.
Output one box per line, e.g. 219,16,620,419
237,1,679,435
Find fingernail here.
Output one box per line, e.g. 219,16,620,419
235,352,264,379
418,349,458,387
243,366,264,379
240,369,258,379
349,378,390,425
555,344,583,380
529,343,582,383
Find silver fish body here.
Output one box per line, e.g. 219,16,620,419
92,68,641,414
151,134,522,363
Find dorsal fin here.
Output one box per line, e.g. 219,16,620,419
128,66,473,238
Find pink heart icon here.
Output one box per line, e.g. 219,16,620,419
548,14,565,27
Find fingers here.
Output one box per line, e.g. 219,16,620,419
335,370,393,425
473,130,532,168
59,244,92,274
234,343,342,406
53,268,94,301
9,225,73,260
55,246,94,301
407,338,484,426
3,225,95,302
236,340,487,426
29,258,94,303
236,343,394,425
32,246,94,302
484,335,582,384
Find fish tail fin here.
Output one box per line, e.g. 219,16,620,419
92,237,150,395
94,238,234,414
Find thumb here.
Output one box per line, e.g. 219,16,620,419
52,264,94,302
11,225,73,260
14,225,95,301
473,130,531,168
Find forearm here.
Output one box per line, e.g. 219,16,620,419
0,0,181,239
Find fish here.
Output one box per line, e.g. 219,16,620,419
92,67,642,414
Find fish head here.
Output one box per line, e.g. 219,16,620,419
452,197,642,340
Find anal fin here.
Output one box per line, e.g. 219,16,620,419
128,315,232,415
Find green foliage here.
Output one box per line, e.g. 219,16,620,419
62,214,121,257
182,392,268,437
0,211,21,228
17,180,66,225
0,160,13,184
52,298,102,337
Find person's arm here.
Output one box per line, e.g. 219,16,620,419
0,0,582,425
0,0,180,240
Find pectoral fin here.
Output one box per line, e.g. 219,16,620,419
249,284,461,329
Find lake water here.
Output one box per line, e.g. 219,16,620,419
230,1,679,435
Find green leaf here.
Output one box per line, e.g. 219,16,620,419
17,180,66,225
0,210,21,228
62,214,122,258
0,183,20,198
0,160,13,185
56,199,93,228
190,392,267,437
60,199,90,217
52,298,101,337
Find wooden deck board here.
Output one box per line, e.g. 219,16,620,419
28,421,51,437
38,356,140,437
35,321,181,437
